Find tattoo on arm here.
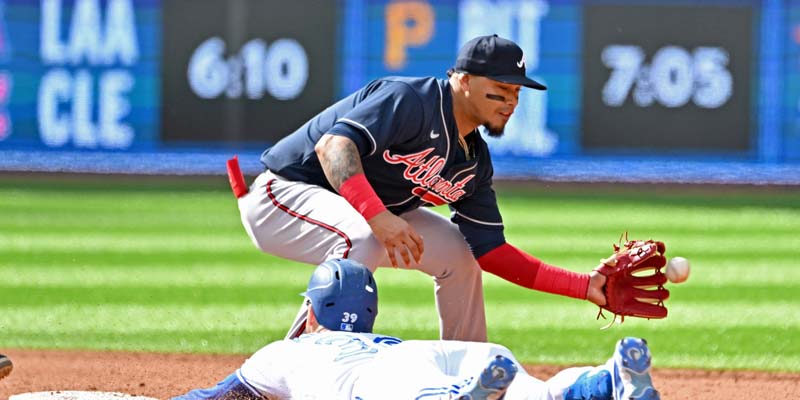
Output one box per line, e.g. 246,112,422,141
316,134,365,191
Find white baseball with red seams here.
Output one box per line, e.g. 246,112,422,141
666,257,690,283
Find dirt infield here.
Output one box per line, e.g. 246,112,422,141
0,349,798,399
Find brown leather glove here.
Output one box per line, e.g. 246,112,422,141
594,239,670,322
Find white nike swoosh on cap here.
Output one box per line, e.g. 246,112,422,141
430,130,440,139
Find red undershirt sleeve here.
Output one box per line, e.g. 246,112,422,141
339,173,387,221
477,242,590,300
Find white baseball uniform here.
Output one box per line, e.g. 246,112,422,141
236,331,594,400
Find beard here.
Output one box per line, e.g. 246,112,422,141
483,121,506,137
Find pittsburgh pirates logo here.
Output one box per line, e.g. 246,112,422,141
383,148,475,206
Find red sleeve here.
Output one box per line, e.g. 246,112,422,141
477,243,589,300
339,173,387,221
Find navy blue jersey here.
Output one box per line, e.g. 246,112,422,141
261,77,505,257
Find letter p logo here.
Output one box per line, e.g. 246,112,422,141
385,1,434,70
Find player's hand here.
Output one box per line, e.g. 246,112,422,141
367,211,425,268
586,270,607,306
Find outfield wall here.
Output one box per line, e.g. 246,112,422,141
0,0,799,184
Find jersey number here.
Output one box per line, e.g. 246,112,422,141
342,312,358,323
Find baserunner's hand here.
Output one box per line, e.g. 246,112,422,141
367,211,424,268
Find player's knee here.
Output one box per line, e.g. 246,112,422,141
436,257,482,281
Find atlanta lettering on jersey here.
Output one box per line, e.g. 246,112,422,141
383,148,475,206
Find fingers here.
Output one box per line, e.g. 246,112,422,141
384,244,410,268
386,246,399,268
398,239,413,267
384,230,425,268
409,229,424,264
368,213,425,268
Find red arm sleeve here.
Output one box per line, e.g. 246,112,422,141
339,173,387,221
477,243,590,300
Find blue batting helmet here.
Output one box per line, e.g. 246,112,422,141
302,259,378,333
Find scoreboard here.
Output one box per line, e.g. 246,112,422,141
0,0,159,150
581,4,753,152
1,0,800,169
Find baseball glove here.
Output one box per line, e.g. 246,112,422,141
594,239,669,325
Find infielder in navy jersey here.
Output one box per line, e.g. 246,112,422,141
229,35,608,341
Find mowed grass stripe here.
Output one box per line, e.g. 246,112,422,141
4,302,796,341
0,218,241,235
0,206,239,227
0,249,793,271
504,216,800,235
3,238,797,262
0,188,229,209
3,332,276,355
0,304,304,333
0,233,253,251
1,293,797,331
4,223,798,239
2,261,798,304
0,330,277,354
485,302,800,328
0,249,266,265
8,231,799,249
4,208,798,231
489,327,800,371
0,286,303,306
4,261,797,286
0,282,796,306
0,264,313,286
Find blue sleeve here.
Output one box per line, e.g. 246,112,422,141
450,164,506,258
327,81,425,157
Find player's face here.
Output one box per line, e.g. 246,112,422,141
472,78,521,137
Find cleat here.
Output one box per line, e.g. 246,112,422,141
0,354,12,381
610,337,661,400
456,355,518,400
562,369,613,400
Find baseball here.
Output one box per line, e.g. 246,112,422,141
666,256,690,283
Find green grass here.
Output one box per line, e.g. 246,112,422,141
0,177,798,371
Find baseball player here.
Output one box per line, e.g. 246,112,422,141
172,259,660,400
229,34,608,342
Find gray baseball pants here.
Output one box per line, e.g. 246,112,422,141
237,170,487,342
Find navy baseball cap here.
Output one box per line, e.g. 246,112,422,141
450,34,546,90
301,258,378,333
